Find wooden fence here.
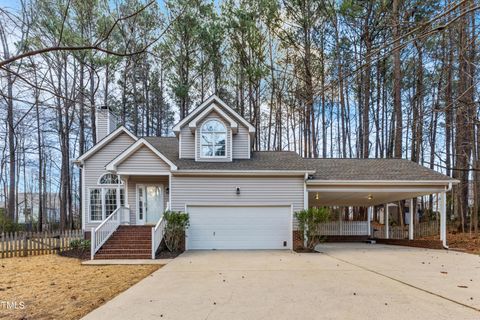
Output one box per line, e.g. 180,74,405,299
0,230,83,258
373,220,440,239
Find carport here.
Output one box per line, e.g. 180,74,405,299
302,159,458,247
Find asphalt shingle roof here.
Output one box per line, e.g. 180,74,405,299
144,136,454,181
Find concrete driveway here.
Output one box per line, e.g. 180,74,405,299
83,244,480,320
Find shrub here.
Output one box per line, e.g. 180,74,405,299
294,207,330,250
163,211,189,252
70,239,91,251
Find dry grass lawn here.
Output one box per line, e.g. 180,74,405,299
0,255,161,320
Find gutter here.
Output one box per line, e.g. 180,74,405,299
306,179,460,186
172,170,316,176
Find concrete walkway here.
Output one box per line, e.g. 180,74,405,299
82,245,480,320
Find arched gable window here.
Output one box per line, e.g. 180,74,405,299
98,173,123,185
201,119,226,157
90,174,124,222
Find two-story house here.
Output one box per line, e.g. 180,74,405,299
76,95,455,259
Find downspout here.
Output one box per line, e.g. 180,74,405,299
442,182,453,249
303,173,309,248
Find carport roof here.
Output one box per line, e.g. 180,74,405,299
144,137,455,183
303,158,454,182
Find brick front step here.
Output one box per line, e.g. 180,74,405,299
93,226,155,260
116,227,152,232
97,249,151,255
102,244,151,249
110,235,152,240
94,226,156,260
94,254,151,259
112,229,152,233
103,239,152,244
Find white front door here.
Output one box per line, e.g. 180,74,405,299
187,205,292,250
137,185,164,225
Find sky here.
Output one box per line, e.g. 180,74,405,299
0,0,20,9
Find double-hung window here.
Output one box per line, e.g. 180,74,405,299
89,174,125,222
201,120,226,157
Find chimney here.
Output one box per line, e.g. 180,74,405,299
96,106,119,141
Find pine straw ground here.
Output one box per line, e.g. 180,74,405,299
0,255,161,320
420,232,480,255
446,232,480,255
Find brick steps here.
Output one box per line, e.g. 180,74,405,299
102,244,151,249
97,248,151,254
94,226,153,260
95,254,151,260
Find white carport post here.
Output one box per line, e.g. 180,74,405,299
440,191,447,247
367,207,372,237
409,199,414,240
385,204,389,239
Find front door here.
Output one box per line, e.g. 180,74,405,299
137,185,164,225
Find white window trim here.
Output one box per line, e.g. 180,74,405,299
88,180,125,223
97,173,124,185
88,187,104,223
200,119,228,159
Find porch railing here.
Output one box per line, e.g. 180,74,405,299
316,221,369,236
91,206,128,259
152,216,166,259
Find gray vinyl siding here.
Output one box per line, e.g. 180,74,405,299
232,124,250,159
170,175,305,229
126,176,169,225
195,111,232,162
82,132,136,231
117,145,171,173
179,125,195,159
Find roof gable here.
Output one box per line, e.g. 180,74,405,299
106,138,178,172
76,126,138,164
188,104,238,134
172,95,255,135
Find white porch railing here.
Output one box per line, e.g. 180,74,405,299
151,216,166,259
91,207,128,260
316,221,369,236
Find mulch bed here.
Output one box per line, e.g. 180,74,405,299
156,250,182,259
58,248,90,260
293,248,318,253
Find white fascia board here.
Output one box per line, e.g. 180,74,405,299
172,170,315,176
116,171,171,176
306,187,447,193
172,95,255,134
106,138,178,171
76,126,138,164
188,104,238,133
306,180,458,186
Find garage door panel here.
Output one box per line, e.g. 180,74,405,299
187,206,291,250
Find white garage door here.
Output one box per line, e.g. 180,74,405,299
187,205,292,250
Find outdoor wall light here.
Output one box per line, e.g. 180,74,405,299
367,194,373,200
166,187,170,194
236,187,241,195
314,193,319,200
